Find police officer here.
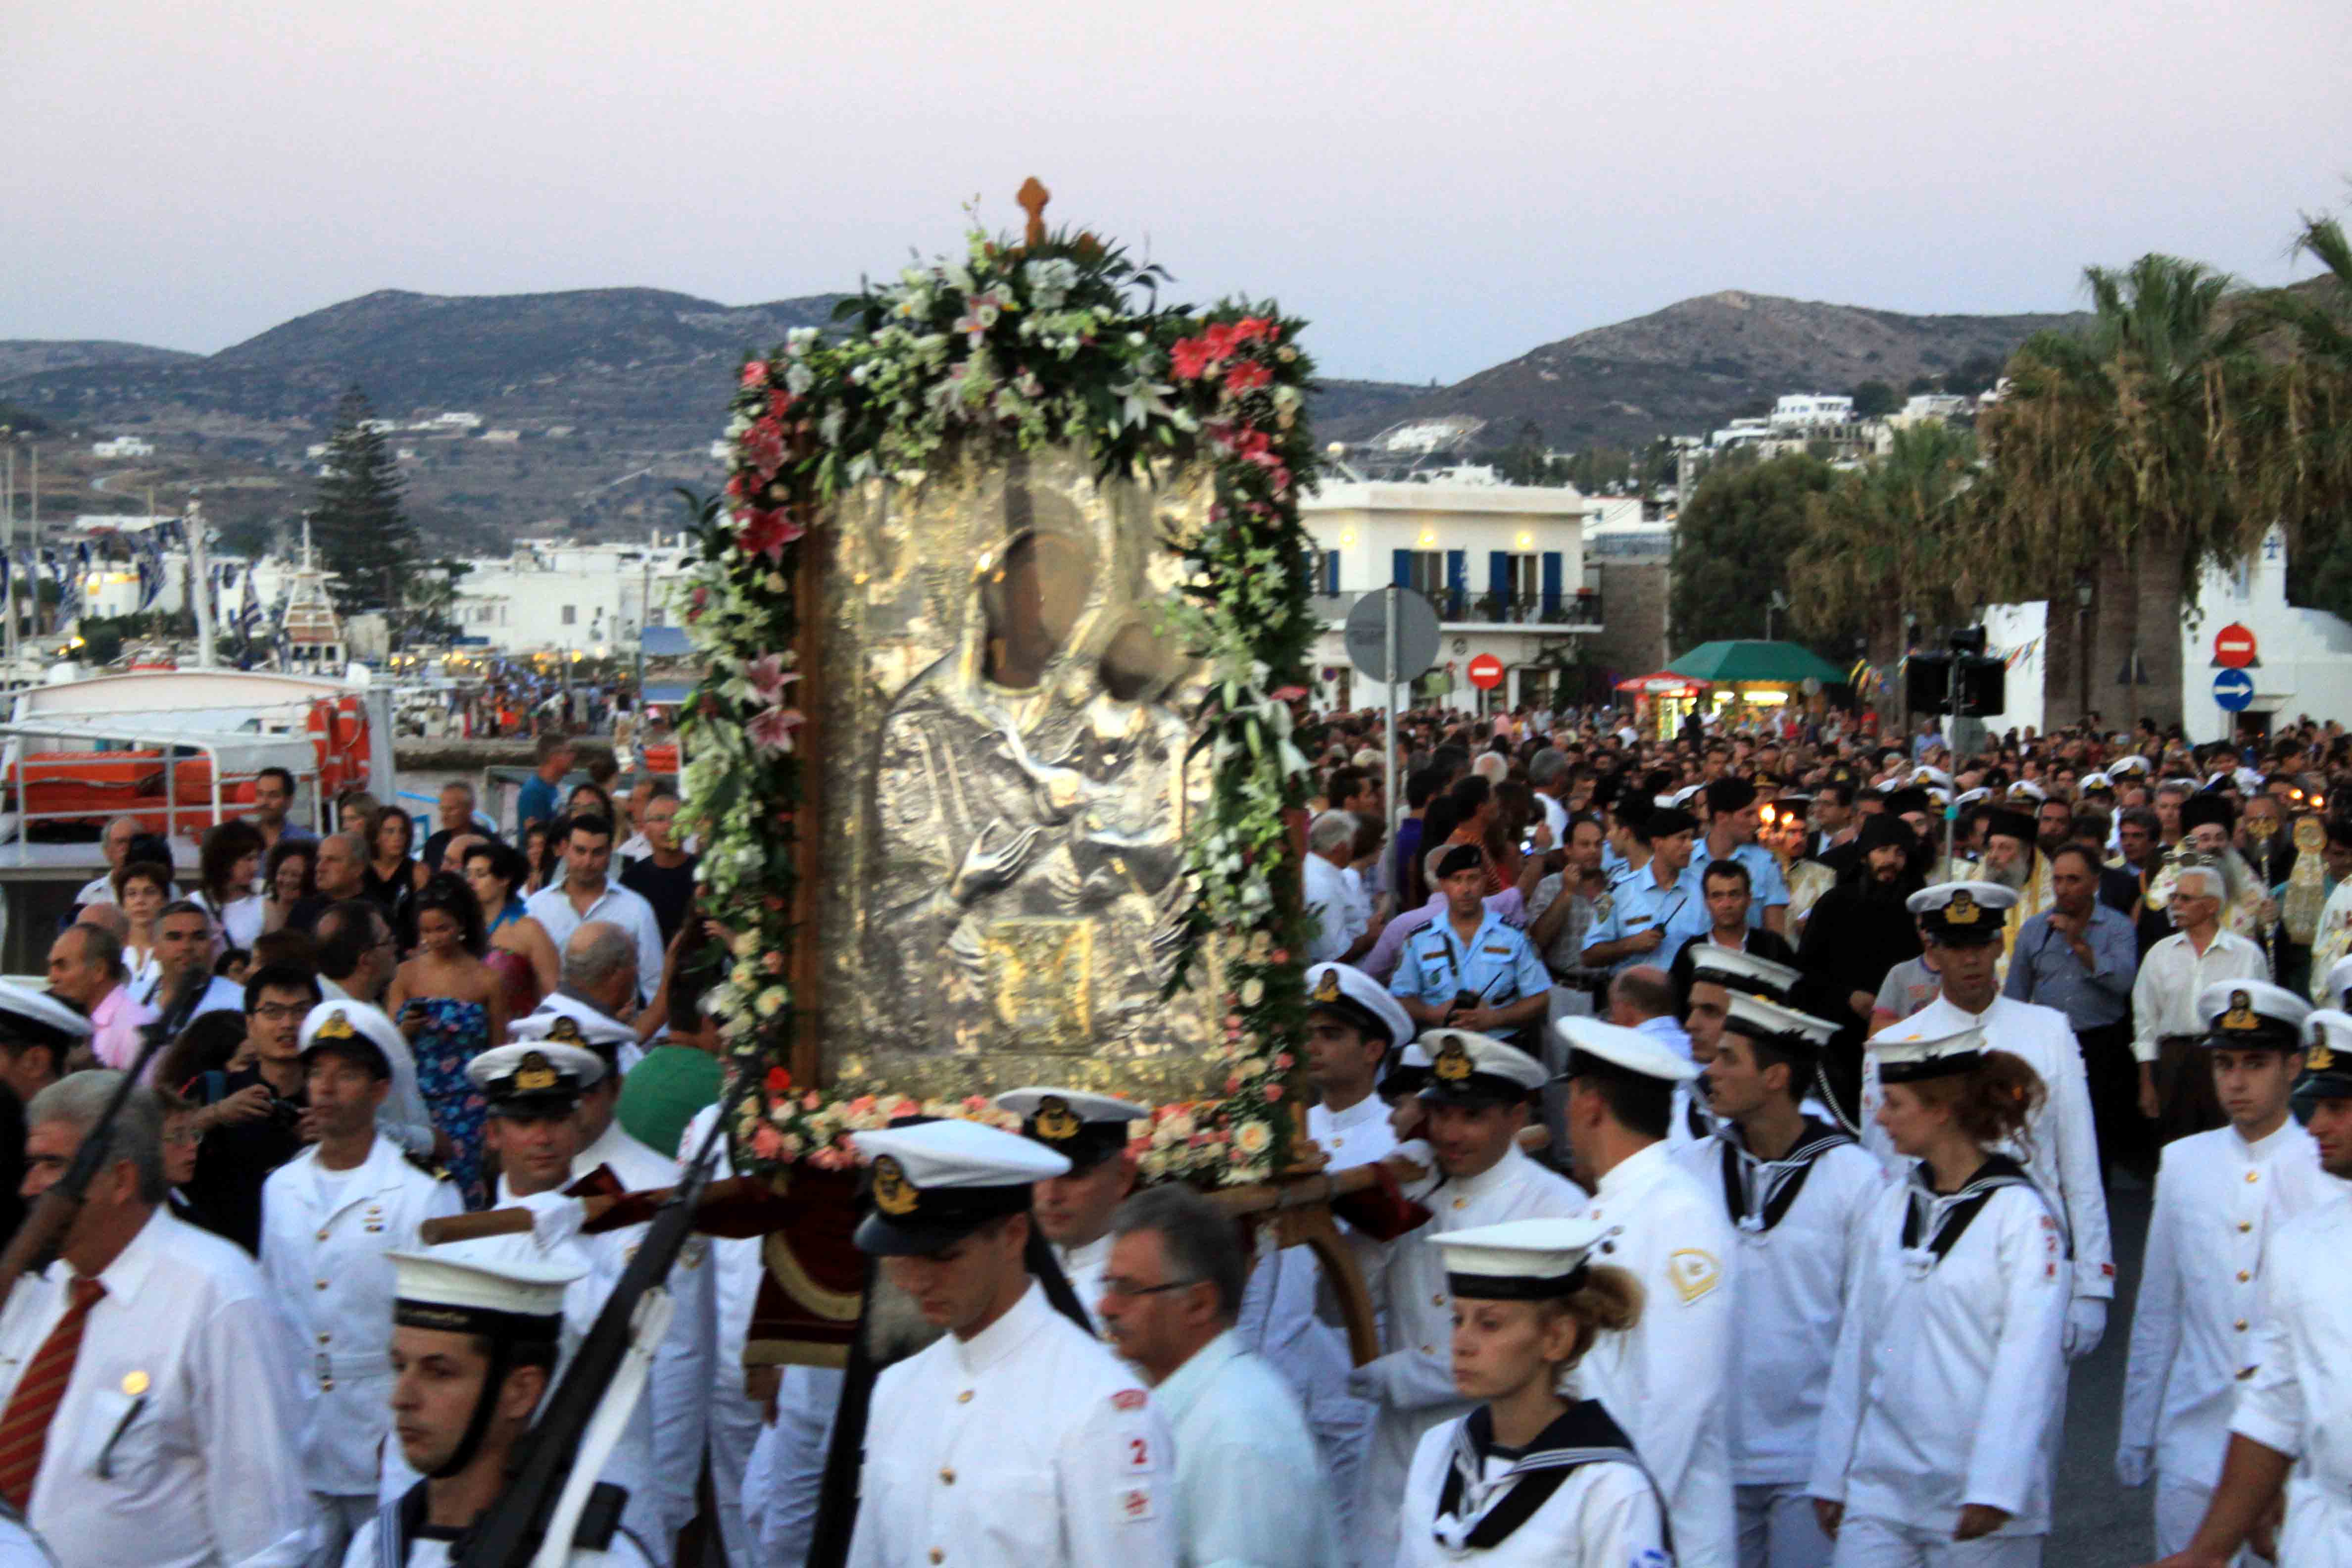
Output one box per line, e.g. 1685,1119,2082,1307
994,1086,1148,1326
258,1002,461,1556
1583,807,1704,977
1392,845,1553,1037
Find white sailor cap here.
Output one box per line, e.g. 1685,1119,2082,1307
2005,780,2048,803
1303,961,1415,1052
2323,955,2352,1011
1905,881,2016,946
1430,1217,1611,1301
1685,945,1802,1004
2080,771,2115,793
465,1042,604,1112
298,1000,400,1078
1652,793,1681,810
1380,1038,1435,1098
1669,784,1706,810
1925,787,1952,809
849,1119,1071,1256
0,979,95,1052
1418,1029,1548,1104
509,997,636,1063
1911,766,1954,791
2107,755,2151,777
389,1234,586,1342
2197,980,2309,1050
1873,777,1905,796
1554,1016,1701,1084
993,1087,1148,1171
2302,1010,2352,1097
1868,1017,1987,1084
1721,993,1838,1061
1954,786,1992,808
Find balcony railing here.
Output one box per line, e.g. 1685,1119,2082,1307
1312,588,1603,629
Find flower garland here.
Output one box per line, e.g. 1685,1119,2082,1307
679,216,1321,1185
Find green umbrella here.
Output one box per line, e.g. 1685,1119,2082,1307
1664,640,1851,686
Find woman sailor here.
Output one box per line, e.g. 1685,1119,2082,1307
1808,1019,2068,1567
1397,1216,1670,1566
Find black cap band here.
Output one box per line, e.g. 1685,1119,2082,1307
1444,1265,1590,1302
393,1299,564,1343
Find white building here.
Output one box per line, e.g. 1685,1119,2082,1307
1893,393,1973,425
1301,478,1599,713
444,536,694,654
1770,394,1855,430
89,437,153,459
480,429,522,444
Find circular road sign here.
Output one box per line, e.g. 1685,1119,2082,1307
1467,653,1506,690
2213,623,2257,669
2212,669,2255,712
1344,588,1440,685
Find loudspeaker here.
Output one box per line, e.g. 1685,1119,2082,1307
1907,653,2006,717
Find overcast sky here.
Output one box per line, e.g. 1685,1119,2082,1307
9,1,2350,384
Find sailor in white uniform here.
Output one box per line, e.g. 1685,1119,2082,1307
1810,1019,2069,1568
1302,960,1415,1171
2151,1018,2352,1568
258,1002,462,1556
2119,982,2337,1563
1396,1218,1670,1567
1557,1015,1738,1568
1677,993,1885,1568
843,1119,1178,1568
1349,1031,1587,1566
343,1237,655,1567
1681,945,1847,1148
993,1086,1148,1328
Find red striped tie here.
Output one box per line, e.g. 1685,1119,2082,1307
0,1276,107,1510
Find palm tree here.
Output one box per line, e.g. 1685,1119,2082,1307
2236,216,2352,620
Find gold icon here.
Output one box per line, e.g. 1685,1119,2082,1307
513,1051,558,1092
1433,1040,1473,1082
1032,1097,1082,1143
872,1156,919,1216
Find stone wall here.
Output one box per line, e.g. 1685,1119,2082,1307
1587,561,1671,680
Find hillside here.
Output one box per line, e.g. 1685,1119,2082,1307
0,341,199,381
1326,291,2093,450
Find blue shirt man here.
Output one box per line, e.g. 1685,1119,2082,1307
2003,844,2139,1030
515,735,575,837
1390,844,1553,1035
1583,807,1704,978
1689,776,1788,934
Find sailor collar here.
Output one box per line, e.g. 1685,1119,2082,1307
1714,1118,1854,1236
1898,1153,2042,1274
1433,1400,1666,1555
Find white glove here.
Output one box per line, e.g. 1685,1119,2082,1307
2114,1445,2152,1489
510,1188,588,1254
2064,1297,2107,1361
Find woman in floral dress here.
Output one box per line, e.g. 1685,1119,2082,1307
386,872,509,1206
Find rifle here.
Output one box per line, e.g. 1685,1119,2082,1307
453,1084,740,1568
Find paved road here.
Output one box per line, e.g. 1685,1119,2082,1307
2051,1176,2156,1566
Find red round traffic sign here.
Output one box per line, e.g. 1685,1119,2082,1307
2214,623,2257,668
1467,653,1505,690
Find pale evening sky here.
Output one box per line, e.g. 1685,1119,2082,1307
8,0,2350,384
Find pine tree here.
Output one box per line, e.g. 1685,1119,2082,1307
312,388,417,616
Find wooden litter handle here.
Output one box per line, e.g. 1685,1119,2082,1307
418,1176,767,1245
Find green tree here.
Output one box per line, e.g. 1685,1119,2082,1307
1851,380,1900,418
312,388,418,618
2240,215,2352,622
1667,453,1839,651
1492,421,1569,486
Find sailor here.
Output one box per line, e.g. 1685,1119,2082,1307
1862,882,2115,1362
1809,1020,2069,1567
257,1001,462,1558
343,1237,655,1566
1676,994,1883,1568
1303,960,1417,1171
2119,982,2335,1564
1556,1015,1737,1567
2150,1012,2352,1567
994,1086,1147,1326
1351,1030,1587,1565
1676,945,1803,1146
1395,1217,1669,1567
843,1118,1178,1568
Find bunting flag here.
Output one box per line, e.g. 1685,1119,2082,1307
240,569,260,637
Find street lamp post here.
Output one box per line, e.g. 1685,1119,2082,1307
2074,571,2094,731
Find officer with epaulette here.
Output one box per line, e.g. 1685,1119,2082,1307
1391,844,1553,1037
342,1237,655,1566
993,1086,1148,1324
257,1001,463,1559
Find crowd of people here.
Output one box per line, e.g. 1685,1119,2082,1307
0,697,2345,1567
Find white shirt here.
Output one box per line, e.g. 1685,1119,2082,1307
1153,1330,1341,1568
0,1209,318,1568
1054,1232,1115,1332
1573,1140,1738,1568
846,1279,1179,1568
343,1519,654,1567
1861,992,2116,1301
1306,1093,1396,1172
1810,1171,2069,1535
258,1135,462,1496
190,889,266,953
2130,930,2272,1062
1674,1124,1887,1485
2229,1188,2352,1565
744,1367,844,1568
2121,1118,2343,1482
1396,1416,1668,1568
526,879,667,1007
678,1102,763,1415
1303,853,1360,965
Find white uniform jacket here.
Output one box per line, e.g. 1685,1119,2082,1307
1395,1404,1671,1568
845,1280,1179,1568
1860,993,2115,1302
258,1135,463,1497
342,1515,655,1567
677,1102,766,1568
0,1209,318,1568
2121,1118,2341,1485
1055,1232,1114,1332
1810,1161,2068,1537
1573,1140,1737,1568
1674,1122,1886,1486
2229,1188,2352,1568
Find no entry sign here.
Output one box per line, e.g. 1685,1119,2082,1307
2213,623,2258,669
1467,653,1505,690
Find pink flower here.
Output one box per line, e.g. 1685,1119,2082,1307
1225,1074,1242,1096
739,361,770,390
745,652,794,702
1231,317,1274,344
1264,1083,1284,1102
768,390,797,419
739,417,786,476
750,1124,784,1160
803,1091,824,1112
737,508,805,564
1224,359,1272,395
748,705,801,756
1273,1053,1294,1071
1269,686,1306,702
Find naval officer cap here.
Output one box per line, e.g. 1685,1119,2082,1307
1304,962,1416,1053
2080,771,2115,795
1905,881,2016,947
0,979,95,1055
1685,945,1803,1005
1953,786,1993,809
2005,780,2048,804
465,1042,604,1116
1431,1216,1611,1302
1721,993,1838,1062
849,1119,1070,1256
2198,980,2310,1051
1670,783,1707,811
1911,766,1955,792
1554,1016,1702,1086
1868,1017,1988,1084
509,1003,633,1069
2323,954,2352,1012
994,1087,1147,1173
298,999,399,1079
388,1235,585,1344
1417,1029,1548,1108
1380,1039,1434,1101
2297,1010,2352,1099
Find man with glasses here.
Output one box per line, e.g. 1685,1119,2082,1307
179,963,323,1251
619,784,697,947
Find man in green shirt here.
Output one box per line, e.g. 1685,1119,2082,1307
616,967,721,1160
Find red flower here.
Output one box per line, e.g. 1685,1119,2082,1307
766,1066,793,1093
1170,337,1216,381
1203,321,1238,359
739,361,770,390
1233,316,1276,344
739,418,786,478
736,507,806,563
768,390,797,419
1224,359,1272,395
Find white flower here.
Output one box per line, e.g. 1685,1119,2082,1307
756,986,787,1018
1234,1121,1272,1156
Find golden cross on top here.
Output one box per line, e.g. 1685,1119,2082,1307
1017,178,1051,248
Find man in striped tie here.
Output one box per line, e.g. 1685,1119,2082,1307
0,1071,317,1566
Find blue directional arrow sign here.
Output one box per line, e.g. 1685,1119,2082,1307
2212,669,2255,712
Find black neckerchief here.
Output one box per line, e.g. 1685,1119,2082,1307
1684,1088,1714,1143
1433,1400,1671,1554
1716,1117,1854,1234
1898,1152,2035,1264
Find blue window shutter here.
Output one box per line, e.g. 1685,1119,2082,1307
1324,551,1340,595
1392,549,1412,588
1446,551,1467,619
1488,550,1511,596
1542,551,1563,615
